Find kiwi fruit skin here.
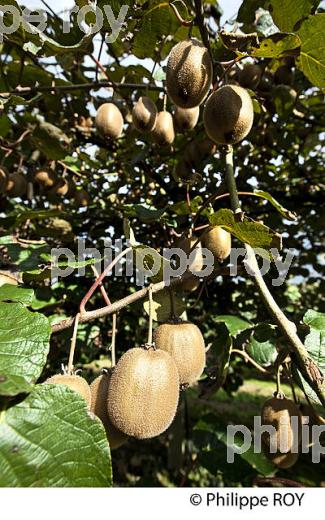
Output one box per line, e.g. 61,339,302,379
95,103,124,139
132,96,158,133
90,373,127,450
45,374,92,407
261,397,302,454
203,85,254,145
107,347,180,439
34,169,57,188
202,225,231,262
267,450,299,469
0,166,8,192
183,138,216,166
174,106,200,132
152,111,175,145
74,189,90,207
166,38,213,109
6,173,28,198
239,64,262,89
174,235,204,292
274,65,294,86
49,179,69,197
155,322,206,385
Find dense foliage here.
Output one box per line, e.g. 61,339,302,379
0,0,324,487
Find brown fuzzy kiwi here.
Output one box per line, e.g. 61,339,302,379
274,65,294,86
175,159,195,181
202,225,231,262
74,189,90,207
166,38,213,108
6,173,28,198
184,138,216,166
0,166,8,192
45,374,92,407
203,85,254,145
174,106,200,132
258,71,274,92
267,451,299,469
0,270,19,287
34,168,57,189
173,235,204,292
95,103,124,139
152,111,175,145
49,179,69,197
261,396,302,454
239,64,262,89
132,96,158,133
154,322,206,386
90,373,127,450
107,347,180,439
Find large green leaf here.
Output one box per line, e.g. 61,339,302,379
252,190,297,220
143,288,186,322
213,315,253,337
0,303,51,396
246,324,278,366
0,285,34,305
0,385,112,487
209,209,282,251
297,14,325,88
303,310,325,371
269,0,317,32
249,33,301,58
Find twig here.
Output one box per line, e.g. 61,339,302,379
147,285,154,346
231,349,269,374
193,0,212,61
67,313,80,374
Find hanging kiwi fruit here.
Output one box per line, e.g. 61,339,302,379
90,372,128,450
95,102,124,139
202,225,231,263
154,321,206,386
0,166,9,193
274,65,294,86
238,63,262,89
48,178,69,197
173,235,204,292
6,173,28,198
174,106,200,132
74,189,90,207
203,85,254,145
261,395,302,468
45,373,92,407
152,111,175,145
166,38,213,108
107,347,180,439
132,96,158,133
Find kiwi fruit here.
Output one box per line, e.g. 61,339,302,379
202,225,231,262
49,179,69,197
45,374,92,407
6,173,28,198
154,321,206,385
132,96,158,133
174,106,200,132
274,65,294,86
267,451,299,469
184,138,216,166
107,347,180,439
261,396,302,454
258,71,274,92
95,103,124,139
175,159,195,181
173,235,204,292
152,111,175,145
0,270,19,287
0,166,8,192
239,64,262,89
166,38,213,108
90,373,127,450
74,189,90,207
34,168,57,189
204,85,254,145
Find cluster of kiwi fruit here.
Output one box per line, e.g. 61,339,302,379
44,318,206,445
173,225,232,292
0,164,90,207
261,394,302,469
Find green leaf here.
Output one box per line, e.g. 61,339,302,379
143,288,186,322
209,208,282,251
123,203,166,223
0,285,34,305
249,33,301,58
0,385,112,487
297,14,325,88
253,190,297,220
237,0,268,25
303,310,325,371
213,315,253,337
246,324,278,366
134,245,170,283
0,236,50,274
211,323,233,388
269,0,317,32
0,303,51,396
170,196,203,216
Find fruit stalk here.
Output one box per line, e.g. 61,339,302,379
223,146,325,407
